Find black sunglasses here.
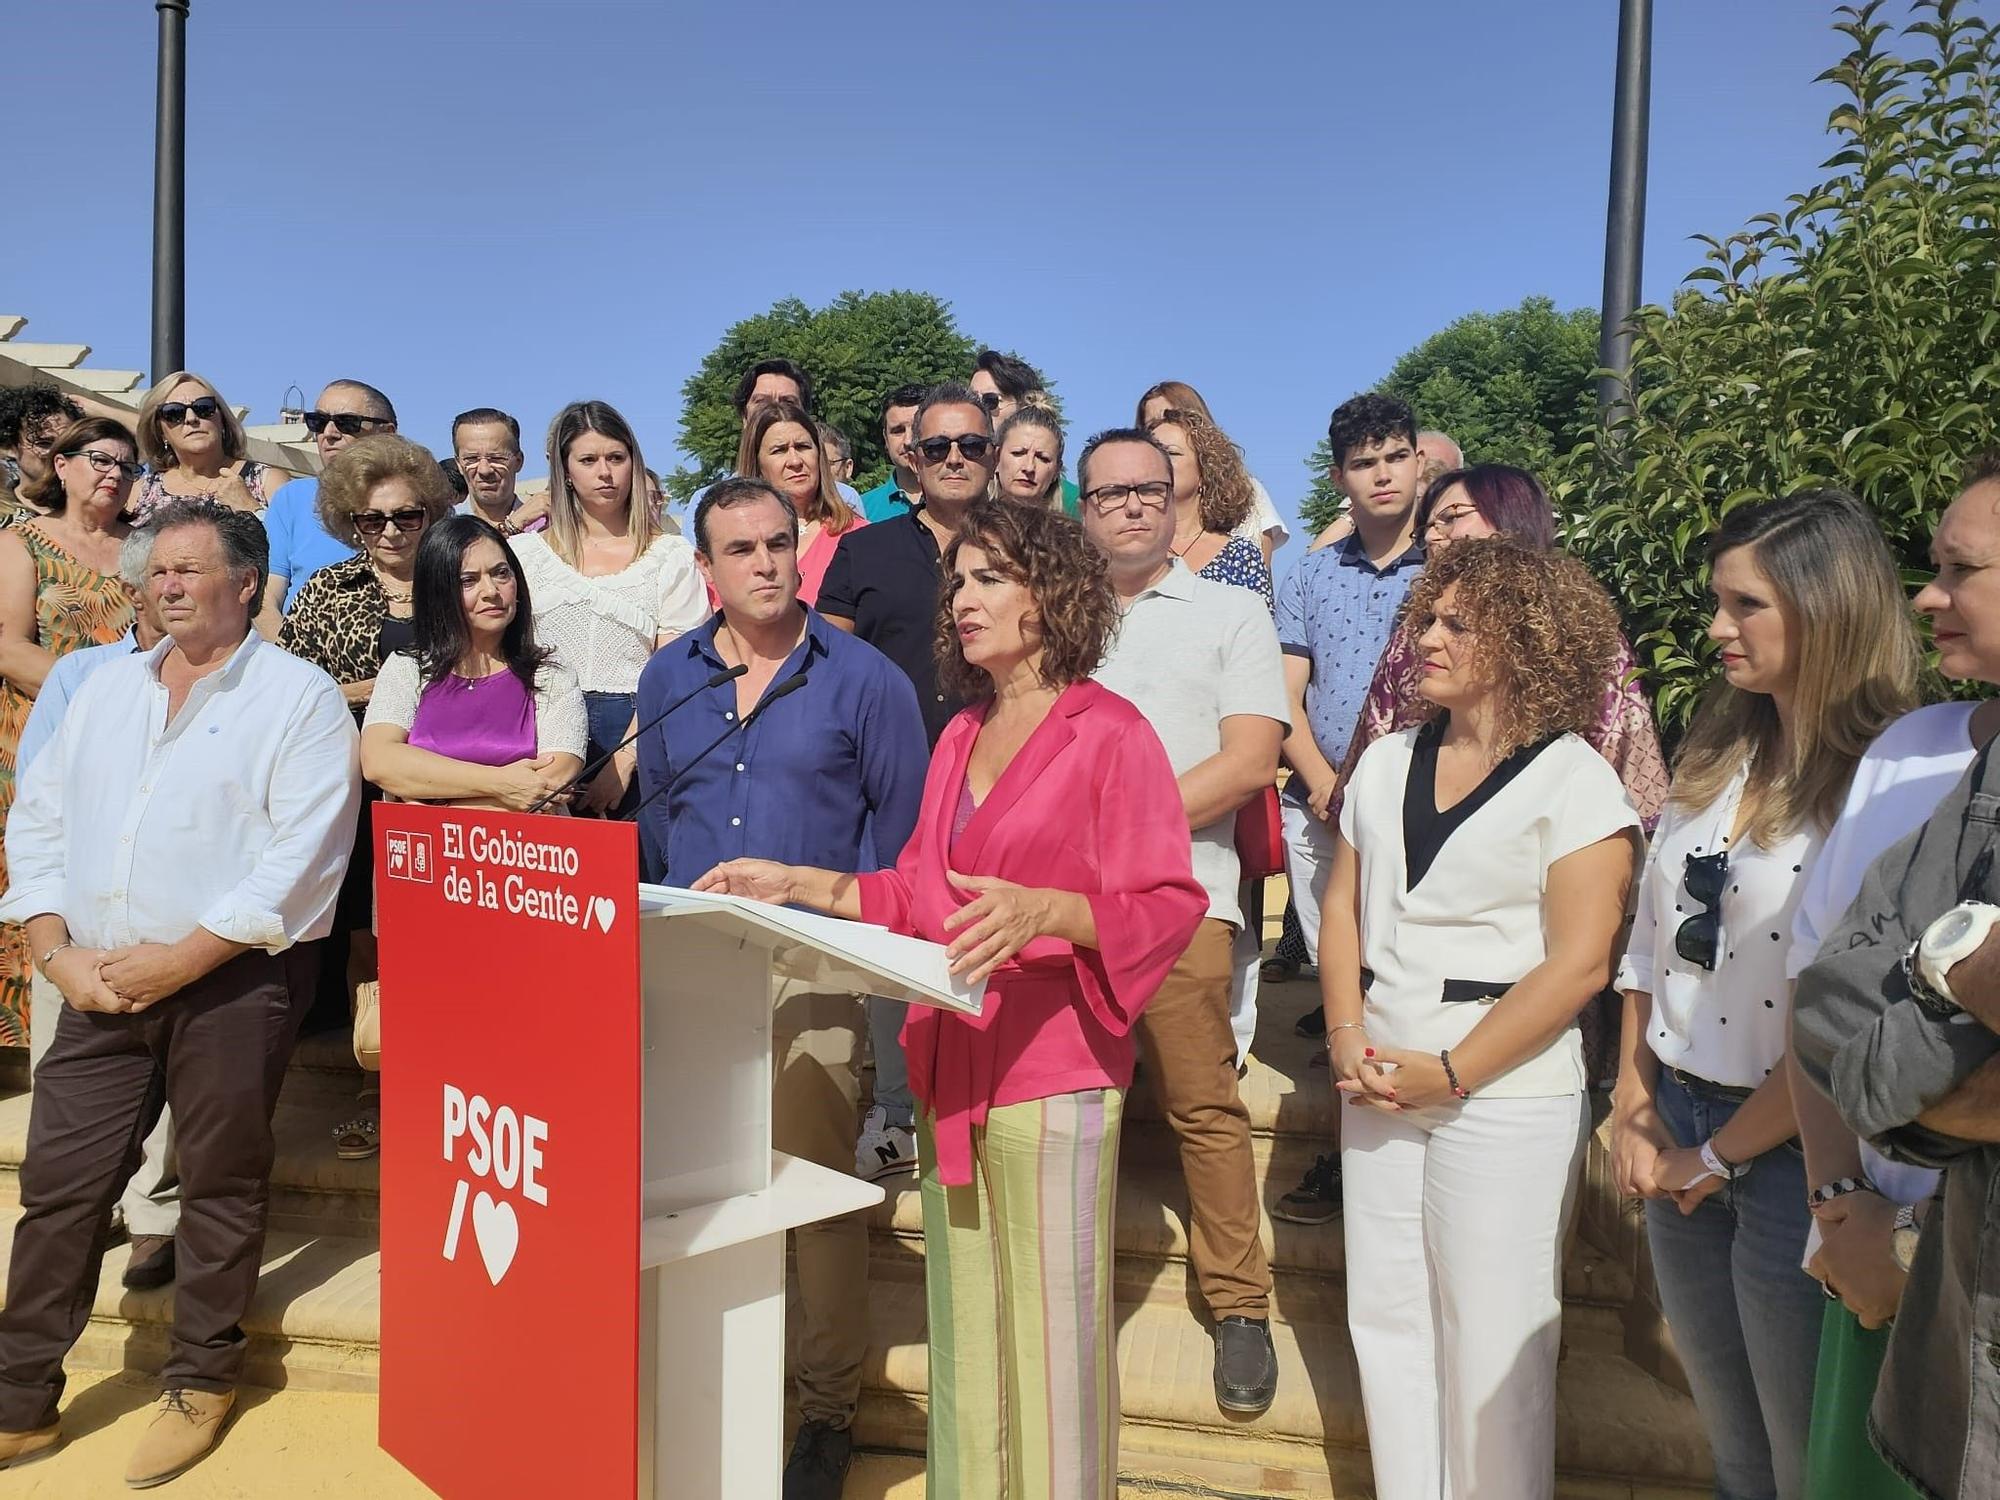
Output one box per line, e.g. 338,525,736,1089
1674,850,1728,972
915,434,995,466
351,507,429,537
304,410,390,437
159,396,221,427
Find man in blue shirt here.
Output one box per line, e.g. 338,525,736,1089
855,384,927,523
634,476,925,1500
258,379,396,622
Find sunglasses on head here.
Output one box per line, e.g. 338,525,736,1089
304,410,389,437
351,507,429,537
159,396,221,427
915,434,995,466
1674,849,1729,972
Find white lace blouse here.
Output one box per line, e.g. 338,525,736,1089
510,533,708,694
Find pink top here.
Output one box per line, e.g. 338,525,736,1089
857,680,1207,1187
797,515,862,607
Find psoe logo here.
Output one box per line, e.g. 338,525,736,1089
440,1084,548,1287
384,831,435,885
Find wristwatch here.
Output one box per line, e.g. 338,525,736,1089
1890,1203,1922,1272
1905,901,2000,1018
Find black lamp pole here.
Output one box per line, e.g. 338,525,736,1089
151,0,191,382
1596,0,1653,426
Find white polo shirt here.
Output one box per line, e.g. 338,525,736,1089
1341,723,1640,1097
1093,560,1289,929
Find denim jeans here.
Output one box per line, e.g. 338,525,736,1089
866,995,913,1127
1645,1069,1825,1500
583,690,654,874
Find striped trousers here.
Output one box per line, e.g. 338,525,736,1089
917,1088,1123,1500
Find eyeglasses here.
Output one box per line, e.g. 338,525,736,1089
304,410,391,437
915,434,996,466
1674,850,1728,972
159,397,221,427
61,449,142,480
1425,503,1480,537
1083,481,1173,514
350,507,429,537
976,392,1003,412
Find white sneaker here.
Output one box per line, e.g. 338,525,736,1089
856,1104,918,1180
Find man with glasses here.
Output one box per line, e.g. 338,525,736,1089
257,380,397,622
1081,427,1288,1416
450,407,546,536
0,386,84,520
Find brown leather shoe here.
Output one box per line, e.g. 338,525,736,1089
124,1388,234,1489
0,1422,62,1470
123,1235,176,1290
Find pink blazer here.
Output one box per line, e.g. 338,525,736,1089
857,680,1206,1186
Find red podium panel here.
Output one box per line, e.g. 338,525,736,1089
374,805,640,1498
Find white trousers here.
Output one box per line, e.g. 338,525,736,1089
1342,1092,1588,1500
1280,799,1337,961
1226,918,1260,1065
29,971,180,1237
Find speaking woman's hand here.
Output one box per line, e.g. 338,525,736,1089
692,859,799,907
941,871,1060,987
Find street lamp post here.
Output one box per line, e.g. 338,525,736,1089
152,0,191,382
1596,0,1653,427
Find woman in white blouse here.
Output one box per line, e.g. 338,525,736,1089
1611,491,1918,1500
1325,537,1642,1500
510,402,706,820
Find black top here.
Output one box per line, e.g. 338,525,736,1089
1401,717,1557,890
818,508,965,747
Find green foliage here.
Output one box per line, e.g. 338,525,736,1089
1556,0,2000,735
1297,297,1601,533
669,290,980,501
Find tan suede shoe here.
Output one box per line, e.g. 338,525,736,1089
0,1422,62,1470
125,1388,234,1489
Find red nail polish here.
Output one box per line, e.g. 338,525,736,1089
1364,1048,1375,1057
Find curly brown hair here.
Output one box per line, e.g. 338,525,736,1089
1397,536,1623,756
315,434,457,539
934,500,1117,702
1146,408,1253,534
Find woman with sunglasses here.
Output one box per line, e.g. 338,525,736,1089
1611,491,1918,1500
0,417,139,1043
131,370,278,520
733,398,862,605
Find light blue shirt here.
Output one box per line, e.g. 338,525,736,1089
16,631,144,772
261,477,357,611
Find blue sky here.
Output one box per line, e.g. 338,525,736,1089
9,1,1870,558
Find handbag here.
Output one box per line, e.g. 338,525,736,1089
352,979,382,1072
1234,785,1285,881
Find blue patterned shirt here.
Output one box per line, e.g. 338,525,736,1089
1273,533,1425,801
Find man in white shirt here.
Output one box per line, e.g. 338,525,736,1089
0,499,360,1486
1080,428,1289,1416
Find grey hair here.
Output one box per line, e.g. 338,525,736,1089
118,526,158,591
1418,429,1464,466
913,381,993,441
145,498,270,623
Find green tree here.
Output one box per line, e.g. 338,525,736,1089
669,290,980,501
1298,296,1601,533
1557,0,2000,734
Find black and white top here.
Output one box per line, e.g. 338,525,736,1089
1341,721,1640,1098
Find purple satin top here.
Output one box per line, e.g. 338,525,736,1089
408,670,537,766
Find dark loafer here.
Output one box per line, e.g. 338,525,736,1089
1214,1315,1279,1415
123,1235,177,1291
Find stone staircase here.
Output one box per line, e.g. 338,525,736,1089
0,975,1712,1497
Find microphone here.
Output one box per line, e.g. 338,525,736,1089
530,661,748,812
621,668,812,824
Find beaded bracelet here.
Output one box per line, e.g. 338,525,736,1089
1439,1049,1469,1099
1807,1176,1877,1208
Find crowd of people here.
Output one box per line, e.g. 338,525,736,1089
0,359,1991,1500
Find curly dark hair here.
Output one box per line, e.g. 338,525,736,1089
1397,536,1622,757
1146,407,1254,533
1327,391,1417,466
934,500,1116,702
0,383,84,449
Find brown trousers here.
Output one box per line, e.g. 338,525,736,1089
0,945,313,1430
771,983,868,1428
1136,918,1271,1320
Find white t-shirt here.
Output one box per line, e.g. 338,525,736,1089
1788,702,1973,1206
363,652,589,761
1340,725,1640,1097
1230,475,1289,548
511,532,708,694
1617,764,1820,1089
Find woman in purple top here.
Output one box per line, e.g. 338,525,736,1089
361,514,587,810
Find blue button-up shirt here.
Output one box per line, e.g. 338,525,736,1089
1273,532,1425,800
634,607,929,886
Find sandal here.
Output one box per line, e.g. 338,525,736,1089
332,1116,380,1161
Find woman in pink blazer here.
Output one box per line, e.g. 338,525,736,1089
699,499,1205,1499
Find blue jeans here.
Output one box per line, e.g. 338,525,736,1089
867,995,913,1127
1645,1069,1825,1500
583,691,653,873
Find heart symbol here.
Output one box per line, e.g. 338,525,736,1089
470,1192,519,1286
590,896,616,932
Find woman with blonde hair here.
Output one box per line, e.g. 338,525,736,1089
132,370,277,518
513,401,705,819
1137,379,1289,564
993,404,1072,516
734,397,861,605
1610,490,1919,1500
